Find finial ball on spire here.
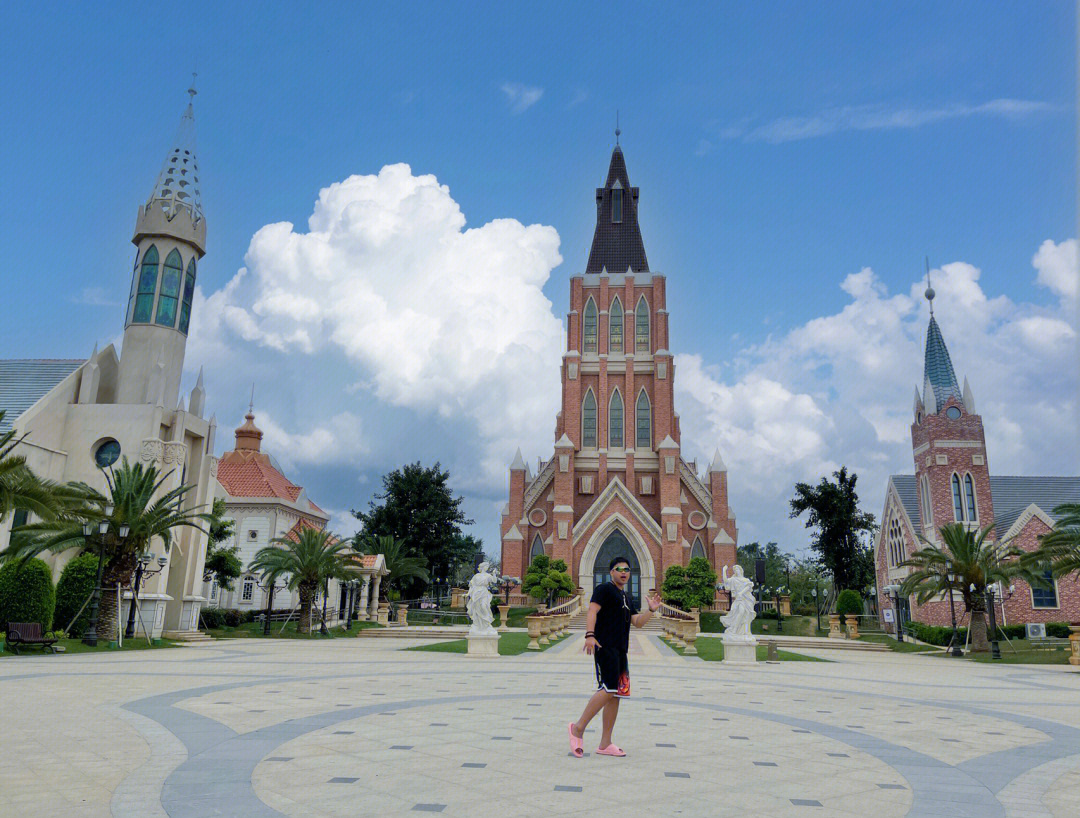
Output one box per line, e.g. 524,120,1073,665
925,285,935,302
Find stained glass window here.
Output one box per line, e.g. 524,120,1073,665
583,298,597,353
609,390,624,448
609,297,623,352
951,474,964,521
530,534,544,562
133,245,159,323
964,474,977,520
690,538,706,560
636,390,651,449
156,249,183,327
635,297,649,352
94,439,121,469
179,257,196,334
582,390,597,448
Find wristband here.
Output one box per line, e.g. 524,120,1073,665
585,631,596,637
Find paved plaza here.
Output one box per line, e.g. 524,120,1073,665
1,634,1078,818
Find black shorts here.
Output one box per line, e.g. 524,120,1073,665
594,648,630,697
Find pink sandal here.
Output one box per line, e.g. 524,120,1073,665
568,722,583,758
596,744,626,757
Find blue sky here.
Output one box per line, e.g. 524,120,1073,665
3,2,1076,556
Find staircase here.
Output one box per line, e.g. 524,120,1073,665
164,630,214,644
568,610,665,632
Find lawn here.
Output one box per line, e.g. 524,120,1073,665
699,613,823,638
661,636,826,662
1,636,178,657
404,631,566,656
206,620,383,639
965,645,1074,665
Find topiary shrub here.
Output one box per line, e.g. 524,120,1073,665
54,553,100,636
0,558,56,632
1047,622,1072,639
834,589,863,618
199,608,227,629
223,609,243,627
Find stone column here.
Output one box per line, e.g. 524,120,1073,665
358,576,371,621
369,577,382,618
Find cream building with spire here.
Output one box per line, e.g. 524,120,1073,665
0,85,217,639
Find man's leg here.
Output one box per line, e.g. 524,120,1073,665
572,689,613,739
598,697,620,748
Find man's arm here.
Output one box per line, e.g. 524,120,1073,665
583,602,602,654
631,593,661,628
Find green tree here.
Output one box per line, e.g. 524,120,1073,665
352,462,472,595
521,554,574,607
202,498,242,591
249,528,354,634
835,589,864,618
353,534,429,598
5,459,210,642
899,523,1033,652
0,557,55,631
784,558,829,615
661,556,717,609
446,533,485,585
737,542,791,591
0,411,70,524
1023,502,1080,580
54,553,100,636
789,467,877,591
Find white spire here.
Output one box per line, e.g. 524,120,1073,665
709,448,727,473
145,81,203,226
510,448,526,471
962,376,976,413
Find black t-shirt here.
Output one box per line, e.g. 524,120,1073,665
591,581,639,655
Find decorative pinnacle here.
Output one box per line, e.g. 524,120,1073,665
924,256,935,315
248,383,255,415
188,72,197,100
615,110,620,145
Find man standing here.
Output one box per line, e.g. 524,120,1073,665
568,556,661,757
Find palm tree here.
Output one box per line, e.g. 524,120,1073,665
353,534,429,599
899,523,1032,652
1023,503,1080,581
5,459,210,642
0,411,69,524
250,528,354,634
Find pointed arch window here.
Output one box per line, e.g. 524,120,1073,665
635,296,650,353
530,534,545,563
155,249,183,327
609,296,623,352
690,537,706,560
179,257,197,334
583,298,598,354
582,390,597,448
132,245,159,323
611,187,623,223
635,389,651,449
608,389,624,449
920,474,933,530
951,474,965,521
963,474,977,521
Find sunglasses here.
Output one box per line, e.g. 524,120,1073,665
612,566,631,573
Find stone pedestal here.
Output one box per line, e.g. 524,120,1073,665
376,602,390,625
497,604,511,632
396,606,408,626
828,614,844,638
845,615,860,639
1069,627,1079,667
722,638,758,664
467,633,500,657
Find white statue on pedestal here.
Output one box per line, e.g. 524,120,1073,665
720,564,757,644
465,562,498,637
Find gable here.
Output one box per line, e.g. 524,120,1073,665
571,477,662,545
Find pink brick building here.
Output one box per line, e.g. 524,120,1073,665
875,288,1080,632
500,144,738,606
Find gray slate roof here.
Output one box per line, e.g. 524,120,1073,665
0,359,83,432
891,473,1080,538
923,316,962,410
585,146,650,274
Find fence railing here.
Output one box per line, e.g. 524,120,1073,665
542,595,582,617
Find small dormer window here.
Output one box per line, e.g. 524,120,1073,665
611,187,623,223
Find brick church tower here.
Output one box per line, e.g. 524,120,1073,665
499,142,738,604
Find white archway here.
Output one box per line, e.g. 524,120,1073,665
577,512,657,599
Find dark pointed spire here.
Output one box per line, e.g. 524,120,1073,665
923,314,962,412
585,143,649,274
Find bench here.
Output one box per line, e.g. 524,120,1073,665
4,622,58,654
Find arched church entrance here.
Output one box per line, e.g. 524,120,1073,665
593,529,641,607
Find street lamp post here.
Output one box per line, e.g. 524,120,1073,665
774,586,784,633
985,583,1002,660
946,572,962,657
124,553,167,639
498,575,520,605
82,504,120,647
345,580,356,630
884,585,904,642
811,587,820,634
320,578,330,636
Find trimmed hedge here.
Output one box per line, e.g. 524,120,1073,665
54,553,100,636
835,589,864,618
0,558,55,632
907,620,1073,646
200,608,259,629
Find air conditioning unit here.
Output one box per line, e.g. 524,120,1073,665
1025,623,1046,640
